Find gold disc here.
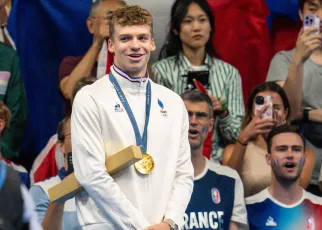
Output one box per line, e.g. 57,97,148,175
134,153,154,174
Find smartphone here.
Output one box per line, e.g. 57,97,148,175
255,95,273,119
185,71,209,91
303,14,320,34
67,152,74,175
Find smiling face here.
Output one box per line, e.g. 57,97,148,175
184,100,213,151
266,132,305,183
178,2,211,52
108,24,155,77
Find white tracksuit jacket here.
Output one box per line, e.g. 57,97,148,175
71,65,194,230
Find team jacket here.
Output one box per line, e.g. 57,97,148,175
71,65,194,229
246,188,322,230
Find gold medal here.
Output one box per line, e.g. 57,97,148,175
134,153,154,174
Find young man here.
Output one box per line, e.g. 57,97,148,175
71,5,194,230
266,0,322,195
246,125,322,229
30,116,81,230
181,91,248,230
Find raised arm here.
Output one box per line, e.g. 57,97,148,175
59,18,109,99
222,108,276,172
266,27,322,120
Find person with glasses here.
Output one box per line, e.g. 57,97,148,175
152,0,244,162
29,116,82,230
59,0,126,114
181,90,248,230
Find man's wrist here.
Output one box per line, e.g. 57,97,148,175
292,52,306,65
163,219,178,230
303,108,311,122
218,109,229,119
92,39,104,49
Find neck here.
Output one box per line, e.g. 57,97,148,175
310,49,322,65
191,147,206,177
255,135,267,149
182,45,206,66
114,63,148,78
268,178,302,205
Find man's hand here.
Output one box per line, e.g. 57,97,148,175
92,14,110,47
293,27,322,64
210,95,228,118
143,223,170,230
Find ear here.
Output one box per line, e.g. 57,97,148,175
208,117,214,133
0,119,5,135
284,108,289,121
266,154,272,166
299,9,304,21
87,18,95,34
108,38,115,54
173,29,179,35
151,38,156,51
56,142,65,155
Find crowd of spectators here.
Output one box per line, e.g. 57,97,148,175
1,0,322,229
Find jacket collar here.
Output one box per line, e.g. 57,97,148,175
110,64,149,93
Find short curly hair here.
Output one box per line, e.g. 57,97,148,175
0,101,11,135
109,5,153,39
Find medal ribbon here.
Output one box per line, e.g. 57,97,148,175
109,73,151,153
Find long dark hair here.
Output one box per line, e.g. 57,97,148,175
241,82,291,129
158,0,216,60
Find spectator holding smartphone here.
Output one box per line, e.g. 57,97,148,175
222,82,315,197
266,0,322,196
152,0,244,162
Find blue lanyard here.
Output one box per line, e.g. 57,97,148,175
0,160,6,191
109,73,151,153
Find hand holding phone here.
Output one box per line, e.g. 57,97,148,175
255,96,273,119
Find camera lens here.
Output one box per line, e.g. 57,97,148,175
255,96,264,105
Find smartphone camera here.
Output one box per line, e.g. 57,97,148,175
255,96,264,105
67,152,74,175
303,14,320,34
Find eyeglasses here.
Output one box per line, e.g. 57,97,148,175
188,111,210,122
64,133,71,140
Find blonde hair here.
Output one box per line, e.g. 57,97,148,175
0,101,11,134
109,5,153,39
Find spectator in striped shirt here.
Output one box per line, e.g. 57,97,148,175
152,0,244,162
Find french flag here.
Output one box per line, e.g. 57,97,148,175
29,134,64,186
3,158,29,188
